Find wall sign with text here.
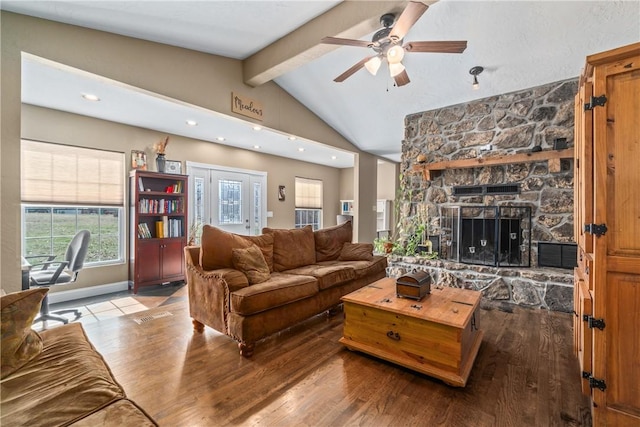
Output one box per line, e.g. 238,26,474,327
231,92,263,121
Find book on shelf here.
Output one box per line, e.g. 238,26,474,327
155,221,164,238
137,223,152,239
138,177,144,192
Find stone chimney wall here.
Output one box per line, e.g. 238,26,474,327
400,78,578,266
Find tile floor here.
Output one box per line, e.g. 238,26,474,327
33,282,187,331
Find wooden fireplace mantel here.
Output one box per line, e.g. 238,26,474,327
412,148,574,181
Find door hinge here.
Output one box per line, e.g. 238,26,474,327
584,95,607,110
582,371,591,379
588,376,607,392
584,223,608,237
583,315,606,330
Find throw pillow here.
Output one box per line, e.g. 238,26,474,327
314,221,353,262
339,242,374,261
232,245,271,285
1,288,48,379
262,225,316,271
240,233,274,273
200,225,252,270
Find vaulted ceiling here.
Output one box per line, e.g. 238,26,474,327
3,1,639,165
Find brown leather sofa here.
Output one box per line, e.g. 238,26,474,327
184,222,387,357
1,289,156,427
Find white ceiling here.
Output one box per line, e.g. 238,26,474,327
3,1,640,166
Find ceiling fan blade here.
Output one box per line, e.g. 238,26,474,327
394,69,410,87
334,56,375,82
321,36,372,48
404,41,468,53
389,1,429,41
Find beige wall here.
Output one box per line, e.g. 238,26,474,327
339,168,355,200
376,161,397,201
1,11,378,293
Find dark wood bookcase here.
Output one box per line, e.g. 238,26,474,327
129,170,188,293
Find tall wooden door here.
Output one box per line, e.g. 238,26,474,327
589,43,640,426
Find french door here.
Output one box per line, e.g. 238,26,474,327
187,162,267,238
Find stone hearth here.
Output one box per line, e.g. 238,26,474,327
387,257,573,313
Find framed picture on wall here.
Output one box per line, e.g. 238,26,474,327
278,185,286,201
165,160,182,174
131,150,147,170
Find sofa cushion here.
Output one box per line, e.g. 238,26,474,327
232,245,271,285
200,225,251,270
283,264,355,291
262,225,316,271
230,273,318,315
0,323,125,427
339,242,374,261
317,255,387,280
1,288,48,379
240,233,274,272
314,221,353,262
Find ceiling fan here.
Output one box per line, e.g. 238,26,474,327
321,1,467,87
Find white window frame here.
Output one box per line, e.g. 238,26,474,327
295,177,323,231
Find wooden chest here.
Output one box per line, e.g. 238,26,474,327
340,278,483,387
396,270,431,300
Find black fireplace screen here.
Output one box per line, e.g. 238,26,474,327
440,206,531,267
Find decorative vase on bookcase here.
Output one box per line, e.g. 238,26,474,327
156,153,166,173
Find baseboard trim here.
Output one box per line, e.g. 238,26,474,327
48,281,130,304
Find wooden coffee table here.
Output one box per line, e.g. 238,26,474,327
340,277,483,387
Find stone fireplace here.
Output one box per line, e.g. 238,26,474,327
389,78,578,312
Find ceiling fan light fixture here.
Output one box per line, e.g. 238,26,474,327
389,62,405,77
469,66,484,90
386,45,405,64
364,56,382,75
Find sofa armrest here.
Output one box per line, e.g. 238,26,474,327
184,247,231,334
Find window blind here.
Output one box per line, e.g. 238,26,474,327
21,140,124,206
295,177,323,209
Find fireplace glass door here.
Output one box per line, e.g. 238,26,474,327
442,205,531,267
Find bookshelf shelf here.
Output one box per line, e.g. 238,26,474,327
129,170,188,294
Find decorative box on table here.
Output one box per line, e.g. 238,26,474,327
396,270,431,300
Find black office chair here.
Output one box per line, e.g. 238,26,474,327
28,230,91,325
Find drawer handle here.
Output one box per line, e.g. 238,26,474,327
386,331,401,341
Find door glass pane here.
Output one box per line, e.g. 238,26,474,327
253,182,261,235
219,179,242,225
194,177,204,224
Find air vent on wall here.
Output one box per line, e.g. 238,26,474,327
453,186,484,196
453,184,520,196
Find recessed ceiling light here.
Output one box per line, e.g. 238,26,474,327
216,137,225,142
331,155,337,160
288,136,296,141
252,125,262,131
253,145,261,149
298,147,305,152
186,120,198,126
81,93,100,101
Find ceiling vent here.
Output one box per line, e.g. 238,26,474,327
453,184,520,196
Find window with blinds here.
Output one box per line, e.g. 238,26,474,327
295,177,322,230
21,140,124,205
21,140,125,265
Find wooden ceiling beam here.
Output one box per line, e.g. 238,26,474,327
242,1,427,87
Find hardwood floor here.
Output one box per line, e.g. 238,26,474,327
82,300,592,426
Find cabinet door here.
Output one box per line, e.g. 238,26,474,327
591,46,640,425
136,240,161,283
161,239,184,279
574,272,593,397
574,81,594,254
